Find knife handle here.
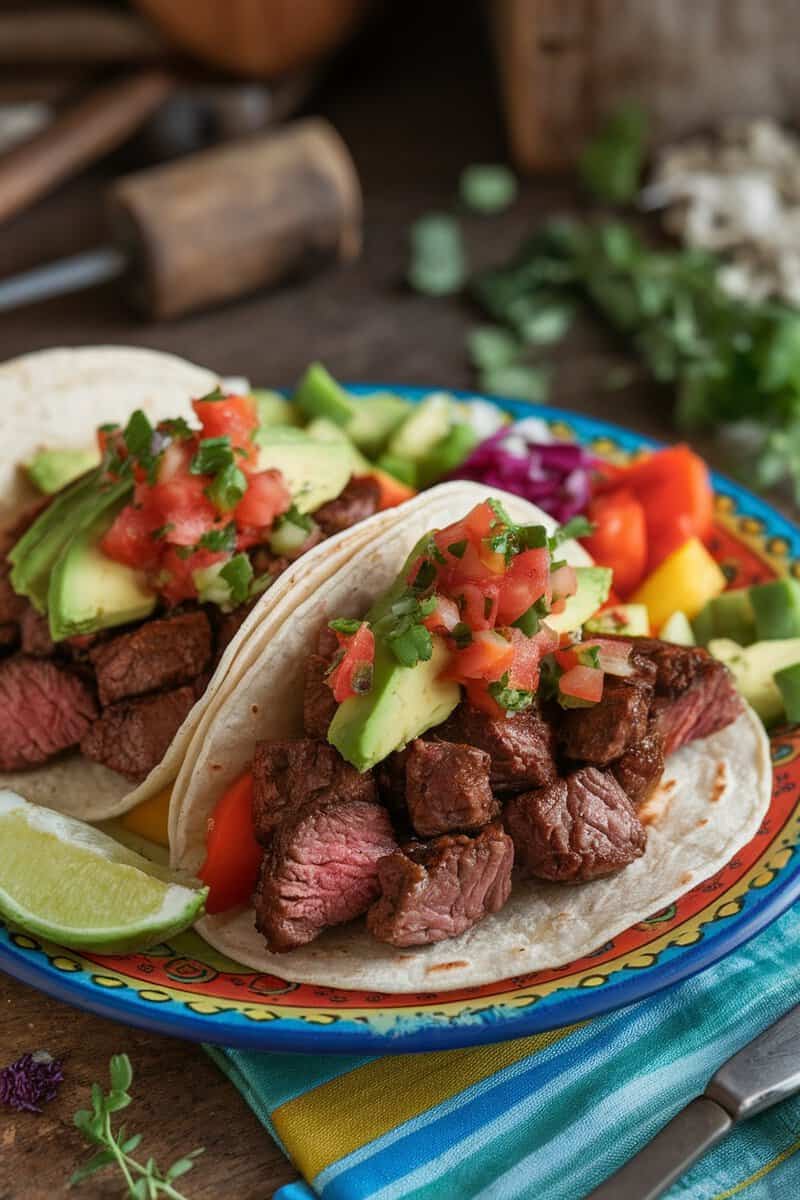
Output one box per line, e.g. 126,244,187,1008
585,1097,732,1200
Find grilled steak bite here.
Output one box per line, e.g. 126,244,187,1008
404,740,497,837
254,797,396,951
20,606,55,657
0,623,18,652
367,822,514,947
89,611,212,706
0,569,24,631
0,656,98,769
504,767,646,883
303,626,340,739
313,476,381,537
612,732,665,807
434,702,557,793
649,652,743,755
252,738,376,843
558,674,653,765
80,685,195,781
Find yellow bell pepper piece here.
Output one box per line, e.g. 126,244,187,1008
632,537,726,630
121,786,172,848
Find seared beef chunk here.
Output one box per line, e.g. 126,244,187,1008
404,739,498,836
302,626,339,739
558,674,653,765
80,685,195,781
0,623,18,652
89,611,212,706
612,732,665,806
251,738,376,843
20,606,55,657
0,656,97,769
643,643,743,755
0,567,24,628
254,797,396,951
504,767,646,883
434,702,557,792
367,822,513,947
313,476,381,536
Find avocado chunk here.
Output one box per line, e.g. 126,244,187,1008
346,392,411,456
544,567,613,636
328,635,459,772
386,392,456,462
585,601,649,638
375,453,418,487
417,422,479,487
692,589,756,646
659,611,695,645
294,362,354,425
252,389,299,434
48,502,156,641
255,428,353,515
749,579,800,640
9,468,118,612
304,417,372,474
708,637,800,726
775,663,800,723
26,447,99,495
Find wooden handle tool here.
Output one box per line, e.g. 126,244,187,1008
0,71,174,226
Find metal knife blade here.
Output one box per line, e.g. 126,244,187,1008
586,1002,800,1199
0,246,126,312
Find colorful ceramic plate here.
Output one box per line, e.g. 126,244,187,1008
1,387,799,1054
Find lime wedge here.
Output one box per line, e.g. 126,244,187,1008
0,791,206,953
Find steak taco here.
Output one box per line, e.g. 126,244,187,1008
171,482,771,991
0,347,420,821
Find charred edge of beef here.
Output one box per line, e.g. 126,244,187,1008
367,822,514,947
558,674,653,766
302,625,340,739
252,738,376,845
433,702,557,792
504,766,647,883
404,739,497,837
254,798,397,952
650,658,743,755
0,655,98,769
612,732,665,807
80,685,195,782
89,610,212,706
313,476,381,537
20,606,55,657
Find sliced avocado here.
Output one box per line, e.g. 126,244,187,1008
346,392,411,456
256,430,352,515
545,567,613,636
294,362,354,426
659,611,695,645
26,448,99,495
585,601,649,637
691,603,715,647
417,422,479,487
375,453,418,487
329,636,459,772
708,637,800,726
305,417,372,474
386,393,456,462
252,389,299,434
775,662,800,723
749,579,800,640
48,502,156,641
9,468,116,612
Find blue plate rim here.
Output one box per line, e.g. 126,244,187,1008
1,385,798,1054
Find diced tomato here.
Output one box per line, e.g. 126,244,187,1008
158,546,226,606
506,627,541,692
459,582,500,631
445,629,514,683
193,394,259,466
369,469,416,510
433,502,496,565
234,469,291,531
328,622,375,703
198,771,263,914
554,646,580,673
559,665,604,704
582,488,648,597
422,594,460,634
149,475,218,546
496,547,550,625
101,503,162,571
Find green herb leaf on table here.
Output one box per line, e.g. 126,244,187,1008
578,104,648,204
408,214,467,297
459,164,518,214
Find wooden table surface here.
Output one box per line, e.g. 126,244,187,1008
0,4,793,1198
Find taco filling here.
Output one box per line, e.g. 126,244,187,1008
198,498,744,954
0,389,387,783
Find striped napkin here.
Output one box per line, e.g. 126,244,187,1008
206,904,800,1200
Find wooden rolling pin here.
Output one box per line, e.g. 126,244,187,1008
0,119,362,320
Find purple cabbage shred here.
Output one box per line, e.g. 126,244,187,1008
0,1051,64,1113
450,424,597,522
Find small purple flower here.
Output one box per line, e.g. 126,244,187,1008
0,1051,64,1113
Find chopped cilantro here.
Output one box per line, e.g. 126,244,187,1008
123,409,154,459
578,103,647,204
512,604,540,636
549,515,594,547
174,545,194,561
387,623,433,667
191,436,235,476
488,672,534,713
158,417,193,440
275,504,313,534
197,385,226,402
219,553,253,605
150,523,175,541
373,590,436,667
206,463,247,512
451,621,473,649
199,522,237,553
412,559,437,592
447,539,467,558
329,618,362,636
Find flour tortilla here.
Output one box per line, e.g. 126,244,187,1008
0,347,418,821
171,484,772,992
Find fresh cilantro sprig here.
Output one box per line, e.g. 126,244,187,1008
70,1054,203,1198
372,591,436,667
488,672,534,713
